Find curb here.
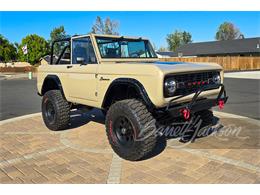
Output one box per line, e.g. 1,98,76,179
0,113,41,125
214,111,260,127
224,71,260,80
0,75,11,80
0,74,37,80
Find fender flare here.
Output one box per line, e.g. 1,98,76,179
102,78,155,110
41,75,66,98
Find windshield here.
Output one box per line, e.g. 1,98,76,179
95,37,157,58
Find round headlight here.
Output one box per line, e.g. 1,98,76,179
213,74,221,84
164,79,177,96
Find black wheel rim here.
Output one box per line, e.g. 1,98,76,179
45,100,56,124
113,116,135,147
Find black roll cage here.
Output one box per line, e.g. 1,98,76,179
50,37,71,65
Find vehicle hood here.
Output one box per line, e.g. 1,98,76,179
148,61,222,75
99,61,223,76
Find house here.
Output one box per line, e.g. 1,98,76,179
175,37,260,57
156,51,175,58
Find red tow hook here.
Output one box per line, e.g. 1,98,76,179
218,100,225,109
181,108,191,120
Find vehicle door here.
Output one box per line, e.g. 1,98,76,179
66,36,98,103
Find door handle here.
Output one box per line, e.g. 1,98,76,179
67,65,73,69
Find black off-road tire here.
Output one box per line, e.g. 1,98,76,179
42,90,70,131
105,99,157,161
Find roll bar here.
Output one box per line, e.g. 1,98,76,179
50,37,71,65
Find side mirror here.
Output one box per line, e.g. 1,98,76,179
76,57,85,64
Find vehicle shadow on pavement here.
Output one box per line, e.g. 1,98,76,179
64,109,223,160
65,108,168,160
141,116,221,160
68,108,105,129
165,116,221,141
66,109,223,159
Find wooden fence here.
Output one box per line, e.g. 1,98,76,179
160,56,260,71
0,66,37,73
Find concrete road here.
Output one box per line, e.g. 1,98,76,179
0,77,259,120
0,78,41,120
217,78,260,120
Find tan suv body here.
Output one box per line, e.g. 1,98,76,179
37,34,223,108
37,34,228,161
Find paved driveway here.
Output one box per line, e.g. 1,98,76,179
0,109,259,184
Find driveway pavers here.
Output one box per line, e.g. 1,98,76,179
0,110,259,183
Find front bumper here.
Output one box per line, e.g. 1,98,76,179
165,84,228,118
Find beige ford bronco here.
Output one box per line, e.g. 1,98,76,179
37,34,228,161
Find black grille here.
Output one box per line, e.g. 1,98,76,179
165,71,219,97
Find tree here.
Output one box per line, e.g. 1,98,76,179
18,34,49,65
166,30,192,51
0,34,17,63
215,22,244,41
91,16,119,35
50,26,68,56
158,46,167,52
182,31,192,45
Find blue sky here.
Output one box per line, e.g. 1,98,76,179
0,11,259,48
